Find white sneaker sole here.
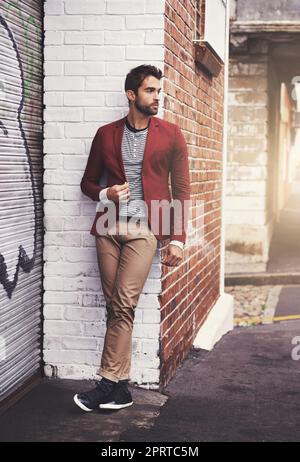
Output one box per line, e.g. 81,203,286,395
99,401,133,410
73,394,93,412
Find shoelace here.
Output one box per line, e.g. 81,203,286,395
95,379,114,394
118,380,128,387
116,381,130,394
81,380,114,401
81,386,102,402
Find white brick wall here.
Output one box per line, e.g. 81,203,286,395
44,0,165,386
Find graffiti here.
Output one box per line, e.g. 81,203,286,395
4,1,41,100
0,13,37,298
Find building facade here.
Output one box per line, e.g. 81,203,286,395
0,0,232,403
227,0,300,273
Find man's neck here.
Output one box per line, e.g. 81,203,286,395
126,112,151,130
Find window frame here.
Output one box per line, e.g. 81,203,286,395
193,0,227,76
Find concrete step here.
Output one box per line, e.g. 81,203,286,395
225,272,300,286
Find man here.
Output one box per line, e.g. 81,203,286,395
74,65,190,412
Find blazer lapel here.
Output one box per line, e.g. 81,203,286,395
113,116,127,179
141,116,158,174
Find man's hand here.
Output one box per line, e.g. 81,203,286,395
107,182,130,203
161,244,183,267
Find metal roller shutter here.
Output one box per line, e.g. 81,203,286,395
0,1,43,402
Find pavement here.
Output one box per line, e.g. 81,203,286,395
1,319,300,442
267,193,300,274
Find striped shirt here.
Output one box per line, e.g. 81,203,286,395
118,120,148,218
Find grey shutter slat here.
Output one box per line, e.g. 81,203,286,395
0,1,43,402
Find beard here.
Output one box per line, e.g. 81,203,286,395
134,99,158,116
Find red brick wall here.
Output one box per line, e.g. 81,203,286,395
160,0,224,387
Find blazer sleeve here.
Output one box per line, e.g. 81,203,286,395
170,125,191,244
80,127,107,201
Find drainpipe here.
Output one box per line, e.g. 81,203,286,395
220,0,230,294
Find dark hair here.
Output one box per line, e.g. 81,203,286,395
124,64,163,105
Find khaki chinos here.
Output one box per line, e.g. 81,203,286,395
95,217,158,382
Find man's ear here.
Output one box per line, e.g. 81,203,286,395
126,89,135,104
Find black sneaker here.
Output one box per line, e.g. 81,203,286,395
99,379,133,410
73,378,116,412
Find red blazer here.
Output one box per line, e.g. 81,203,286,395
80,115,191,243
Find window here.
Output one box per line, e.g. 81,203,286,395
194,0,206,41
194,0,227,76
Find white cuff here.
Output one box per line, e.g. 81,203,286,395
169,240,184,250
99,187,112,204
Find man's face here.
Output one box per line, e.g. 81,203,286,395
129,75,161,116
